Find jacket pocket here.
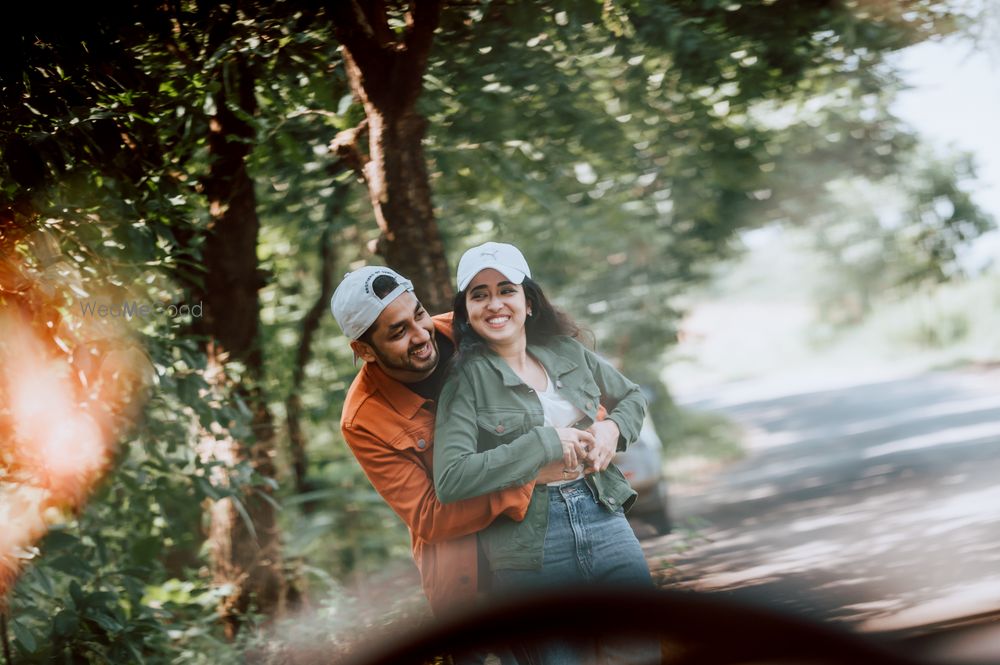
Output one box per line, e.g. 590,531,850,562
475,411,527,450
574,380,603,420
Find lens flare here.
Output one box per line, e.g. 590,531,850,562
0,303,141,596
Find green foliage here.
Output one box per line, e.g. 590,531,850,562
809,150,994,326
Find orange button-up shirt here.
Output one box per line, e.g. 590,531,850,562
340,314,534,614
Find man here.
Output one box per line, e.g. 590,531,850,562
330,266,566,617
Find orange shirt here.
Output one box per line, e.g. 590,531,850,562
340,313,534,614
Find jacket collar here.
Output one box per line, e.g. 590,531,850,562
359,313,453,419
480,338,579,387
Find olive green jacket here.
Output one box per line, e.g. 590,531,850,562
433,336,646,571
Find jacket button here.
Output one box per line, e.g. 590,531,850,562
556,380,563,388
417,439,427,449
586,401,593,410
495,424,505,434
608,497,617,505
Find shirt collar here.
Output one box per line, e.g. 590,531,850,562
481,338,579,386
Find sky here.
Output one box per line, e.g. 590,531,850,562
890,31,1000,271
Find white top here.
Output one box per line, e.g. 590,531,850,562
537,368,586,486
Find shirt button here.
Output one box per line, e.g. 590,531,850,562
496,425,505,434
416,439,427,449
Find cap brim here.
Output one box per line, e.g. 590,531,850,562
458,263,527,291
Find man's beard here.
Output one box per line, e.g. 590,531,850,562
374,337,439,375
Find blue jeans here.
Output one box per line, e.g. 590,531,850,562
491,479,659,665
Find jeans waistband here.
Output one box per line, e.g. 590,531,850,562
547,477,590,499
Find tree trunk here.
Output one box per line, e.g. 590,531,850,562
329,0,453,313
364,105,453,313
198,56,286,638
286,216,339,505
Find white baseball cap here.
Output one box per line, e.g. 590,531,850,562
456,242,532,291
330,266,414,340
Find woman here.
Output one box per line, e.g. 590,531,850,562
434,242,658,665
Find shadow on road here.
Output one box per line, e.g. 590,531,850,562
648,368,1000,634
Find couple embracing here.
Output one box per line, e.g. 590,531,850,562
331,242,658,664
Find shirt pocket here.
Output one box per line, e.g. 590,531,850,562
388,427,434,456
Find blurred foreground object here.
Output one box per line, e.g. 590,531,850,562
0,250,149,598
335,586,923,665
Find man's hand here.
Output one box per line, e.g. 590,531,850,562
583,419,620,473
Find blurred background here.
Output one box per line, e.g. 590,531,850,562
1,1,998,663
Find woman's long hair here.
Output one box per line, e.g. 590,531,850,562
450,277,589,370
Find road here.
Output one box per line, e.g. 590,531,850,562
643,366,1000,639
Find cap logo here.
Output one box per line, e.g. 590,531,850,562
479,249,499,260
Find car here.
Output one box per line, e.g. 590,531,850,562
613,414,672,535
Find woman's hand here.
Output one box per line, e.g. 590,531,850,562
584,420,620,473
554,427,595,473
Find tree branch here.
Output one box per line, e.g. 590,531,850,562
398,0,443,106
358,0,395,48
328,0,382,75
327,118,370,180
404,0,442,56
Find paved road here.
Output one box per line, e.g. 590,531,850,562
644,366,1000,635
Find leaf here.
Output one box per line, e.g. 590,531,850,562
125,639,146,664
42,530,80,554
252,488,282,513
230,495,258,542
53,609,79,637
130,536,162,565
90,611,124,635
47,555,93,577
29,567,55,595
69,580,85,606
11,620,37,653
194,475,224,501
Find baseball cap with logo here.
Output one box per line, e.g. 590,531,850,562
456,241,532,291
330,266,414,340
